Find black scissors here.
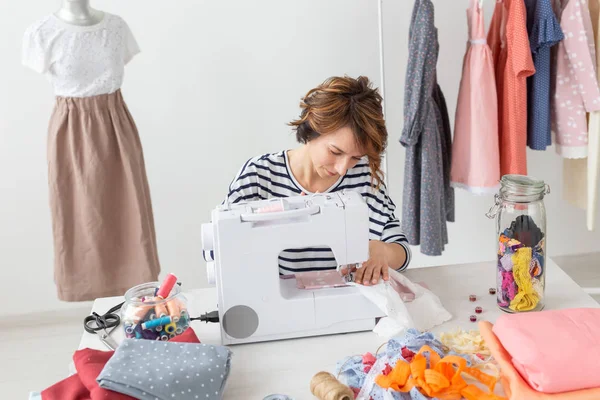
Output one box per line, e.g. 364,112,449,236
83,302,123,350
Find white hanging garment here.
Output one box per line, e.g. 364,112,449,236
563,159,587,210
588,0,600,230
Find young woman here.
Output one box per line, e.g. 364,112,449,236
223,76,411,285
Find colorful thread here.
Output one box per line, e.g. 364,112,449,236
142,316,171,330
509,247,539,312
156,273,178,299
123,290,189,341
164,321,177,335
496,226,545,312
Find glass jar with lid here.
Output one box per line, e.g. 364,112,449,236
486,175,550,313
121,282,189,340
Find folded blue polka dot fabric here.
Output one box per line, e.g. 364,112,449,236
97,339,232,400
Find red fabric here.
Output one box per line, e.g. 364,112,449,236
73,350,132,400
382,364,392,376
41,374,90,400
401,347,415,363
41,328,200,400
361,352,376,366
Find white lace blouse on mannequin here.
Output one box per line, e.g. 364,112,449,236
22,13,139,97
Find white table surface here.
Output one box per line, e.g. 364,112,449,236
79,259,599,399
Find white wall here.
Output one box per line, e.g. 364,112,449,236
1,0,599,317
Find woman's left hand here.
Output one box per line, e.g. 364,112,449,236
354,241,391,286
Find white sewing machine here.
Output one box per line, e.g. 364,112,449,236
201,191,383,345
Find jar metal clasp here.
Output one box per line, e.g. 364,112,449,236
485,194,503,219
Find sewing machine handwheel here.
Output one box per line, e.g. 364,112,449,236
222,305,259,339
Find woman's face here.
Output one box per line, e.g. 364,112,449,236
307,126,365,179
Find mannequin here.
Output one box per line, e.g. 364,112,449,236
23,4,161,301
54,0,104,26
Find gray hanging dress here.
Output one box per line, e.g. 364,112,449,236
400,0,454,256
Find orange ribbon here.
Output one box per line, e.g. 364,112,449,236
376,345,506,400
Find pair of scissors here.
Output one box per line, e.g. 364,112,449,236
83,302,123,350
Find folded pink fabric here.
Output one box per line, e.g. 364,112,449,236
295,270,347,289
492,308,600,393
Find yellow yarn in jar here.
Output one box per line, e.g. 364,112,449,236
509,247,539,311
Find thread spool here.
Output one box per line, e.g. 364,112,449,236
310,372,354,400
180,310,189,326
142,328,159,340
142,315,171,330
160,335,169,341
156,273,178,299
154,298,168,318
125,304,152,323
166,299,181,322
164,321,177,335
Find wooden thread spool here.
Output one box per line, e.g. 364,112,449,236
310,371,354,400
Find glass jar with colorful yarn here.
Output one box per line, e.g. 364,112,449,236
486,175,549,313
121,281,189,341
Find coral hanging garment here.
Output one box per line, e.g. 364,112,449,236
488,0,536,176
451,0,500,194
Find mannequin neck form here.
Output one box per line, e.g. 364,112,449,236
55,0,104,26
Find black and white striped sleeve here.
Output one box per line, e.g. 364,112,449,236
364,186,412,271
224,157,265,204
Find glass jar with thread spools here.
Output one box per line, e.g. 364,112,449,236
122,282,189,340
486,175,550,313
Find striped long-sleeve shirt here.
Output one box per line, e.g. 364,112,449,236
208,151,411,275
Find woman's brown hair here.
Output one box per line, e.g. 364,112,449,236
288,75,388,188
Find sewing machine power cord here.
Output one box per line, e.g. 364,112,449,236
104,302,220,327
189,310,220,324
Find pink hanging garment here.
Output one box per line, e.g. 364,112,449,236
552,0,600,159
563,0,600,230
451,0,500,194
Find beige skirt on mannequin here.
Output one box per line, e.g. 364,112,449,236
48,89,160,301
